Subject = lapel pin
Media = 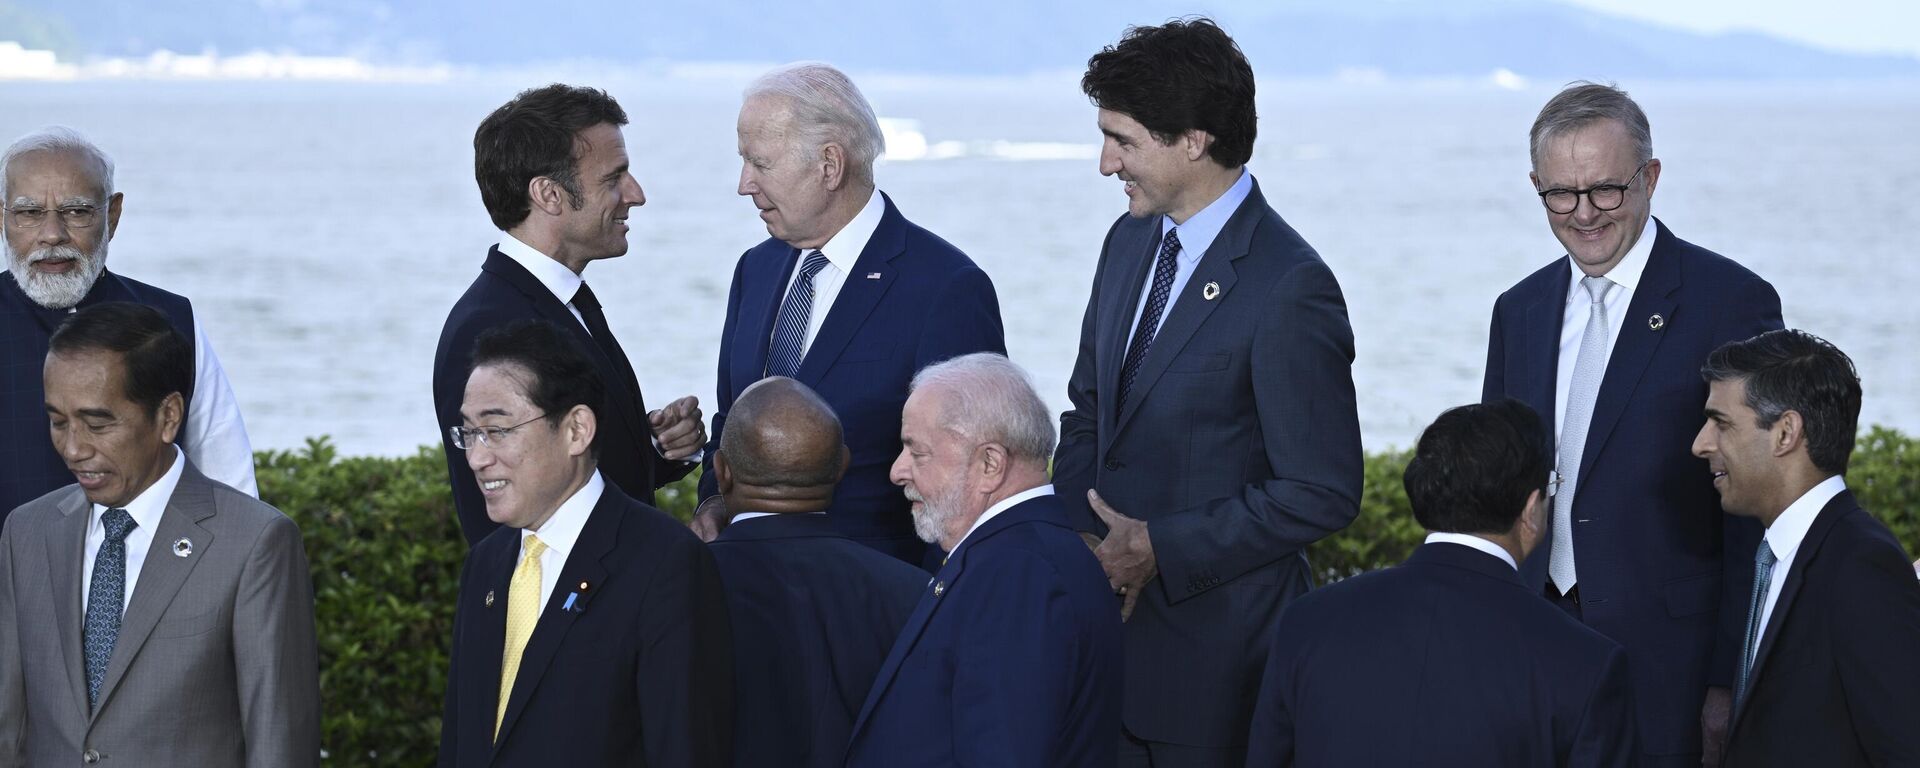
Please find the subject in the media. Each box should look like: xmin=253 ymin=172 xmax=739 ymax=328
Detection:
xmin=1202 ymin=281 xmax=1221 ymax=301
xmin=1648 ymin=314 xmax=1665 ymax=331
xmin=932 ymin=580 xmax=946 ymax=597
xmin=171 ymin=538 xmax=193 ymax=558
xmin=866 ymin=272 xmax=882 ymax=280
xmin=485 ymin=590 xmax=495 ymax=608
xmin=578 ymin=580 xmax=590 ymax=591
xmin=562 ymin=592 xmax=580 ymax=612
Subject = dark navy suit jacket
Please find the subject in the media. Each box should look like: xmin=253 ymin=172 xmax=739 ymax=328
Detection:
xmin=1054 ymin=180 xmax=1363 ymax=747
xmin=434 ymin=247 xmax=691 ymax=546
xmin=1724 ymin=491 xmax=1920 ymax=767
xmin=1482 ymin=219 xmax=1782 ymax=760
xmin=844 ymin=493 xmax=1121 ymax=767
xmin=437 ymin=482 xmax=732 ymax=767
xmin=1247 ymin=542 xmax=1635 ymax=767
xmin=700 ymin=194 xmax=1005 ymax=565
xmin=707 ymin=512 xmax=924 ymax=768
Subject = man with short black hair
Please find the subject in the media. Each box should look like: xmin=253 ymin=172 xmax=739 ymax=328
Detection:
xmin=1 ymin=302 xmax=318 ymax=768
xmin=438 ymin=319 xmax=731 ymax=767
xmin=1246 ymin=399 xmax=1634 ymax=767
xmin=1057 ymin=19 xmax=1362 ymax=765
xmin=1694 ymin=330 xmax=1920 ymax=766
xmin=435 ymin=84 xmax=705 ymax=547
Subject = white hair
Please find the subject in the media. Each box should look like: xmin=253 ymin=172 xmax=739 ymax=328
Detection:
xmin=1 ymin=125 xmax=116 ymax=200
xmin=909 ymin=353 xmax=1056 ymax=467
xmin=744 ymin=62 xmax=886 ymax=185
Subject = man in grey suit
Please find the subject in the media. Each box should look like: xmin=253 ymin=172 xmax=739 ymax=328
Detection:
xmin=1056 ymin=18 xmax=1364 ymax=767
xmin=0 ymin=302 xmax=319 ymax=768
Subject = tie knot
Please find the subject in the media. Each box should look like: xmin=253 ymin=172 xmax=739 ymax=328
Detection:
xmin=1757 ymin=541 xmax=1777 ymax=568
xmin=799 ymin=250 xmax=830 ymax=276
xmin=1162 ymin=227 xmax=1181 ymax=255
xmin=521 ymin=534 xmax=548 ymax=561
xmin=102 ymin=508 xmax=136 ymax=541
xmin=1580 ymin=275 xmax=1613 ymax=304
xmin=570 ymin=283 xmax=601 ymax=311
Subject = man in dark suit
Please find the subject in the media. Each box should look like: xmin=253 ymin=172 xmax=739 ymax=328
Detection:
xmin=435 ymin=84 xmax=705 ymax=547
xmin=1057 ymin=19 xmax=1362 ymax=765
xmin=1692 ymin=330 xmax=1920 ymax=766
xmin=1247 ymin=399 xmax=1634 ymax=767
xmin=691 ymin=62 xmax=1006 ymax=567
xmin=1 ymin=303 xmax=318 ymax=768
xmin=1481 ymin=82 xmax=1784 ymax=767
xmin=846 ymin=353 xmax=1120 ymax=767
xmin=438 ymin=321 xmax=731 ymax=767
xmin=705 ymin=376 xmax=923 ymax=768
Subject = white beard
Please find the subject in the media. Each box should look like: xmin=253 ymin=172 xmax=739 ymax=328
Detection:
xmin=6 ymin=239 xmax=107 ymax=309
xmin=907 ymin=483 xmax=967 ymax=547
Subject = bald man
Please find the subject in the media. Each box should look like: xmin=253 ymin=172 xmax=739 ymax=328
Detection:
xmin=705 ymin=377 xmax=926 ymax=768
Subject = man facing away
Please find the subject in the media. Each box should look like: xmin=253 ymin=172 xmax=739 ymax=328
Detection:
xmin=1246 ymin=399 xmax=1634 ymax=767
xmin=436 ymin=84 xmax=706 ymax=547
xmin=846 ymin=353 xmax=1120 ymax=767
xmin=1693 ymin=330 xmax=1920 ymax=766
xmin=2 ymin=126 xmax=255 ymax=520
xmin=693 ymin=62 xmax=1006 ymax=568
xmin=705 ymin=376 xmax=924 ymax=768
xmin=0 ymin=302 xmax=318 ymax=768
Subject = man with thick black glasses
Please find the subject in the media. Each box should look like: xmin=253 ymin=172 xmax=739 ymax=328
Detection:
xmin=1481 ymin=82 xmax=1784 ymax=768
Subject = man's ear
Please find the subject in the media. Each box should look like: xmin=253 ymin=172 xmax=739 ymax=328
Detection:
xmin=528 ymin=176 xmax=567 ymax=217
xmin=105 ymin=191 xmax=125 ymax=241
xmin=155 ymin=390 xmax=184 ymax=445
xmin=1773 ymin=410 xmax=1805 ymax=458
xmin=565 ymin=404 xmax=597 ymax=458
xmin=820 ymin=142 xmax=847 ymax=191
xmin=713 ymin=450 xmax=735 ymax=494
xmin=1183 ymin=129 xmax=1213 ymax=162
xmin=834 ymin=444 xmax=851 ymax=484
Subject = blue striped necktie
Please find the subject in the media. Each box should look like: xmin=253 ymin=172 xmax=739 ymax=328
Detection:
xmin=766 ymin=250 xmax=831 ymax=378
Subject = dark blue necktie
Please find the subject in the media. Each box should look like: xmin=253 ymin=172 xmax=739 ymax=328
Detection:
xmin=1735 ymin=541 xmax=1779 ymax=708
xmin=1118 ymin=227 xmax=1181 ymax=414
xmin=83 ymin=507 xmax=137 ymax=710
xmin=766 ymin=250 xmax=831 ymax=378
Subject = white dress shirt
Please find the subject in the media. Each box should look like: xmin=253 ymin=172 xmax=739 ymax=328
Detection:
xmin=519 ymin=471 xmax=605 ymax=614
xmin=950 ymin=484 xmax=1055 ymax=555
xmin=1423 ymin=531 xmax=1519 ymax=571
xmin=1127 ymin=168 xmax=1253 ymax=342
xmin=82 ymin=445 xmax=186 ymax=616
xmin=730 ymin=510 xmax=826 ymax=523
xmin=1552 ymin=214 xmax=1654 ymax=444
xmin=1754 ymin=475 xmax=1848 ymax=649
xmin=775 ymin=189 xmax=884 ymax=357
xmin=497 ymin=232 xmax=587 ymax=331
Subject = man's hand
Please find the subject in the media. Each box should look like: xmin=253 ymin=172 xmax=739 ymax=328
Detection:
xmin=650 ymin=396 xmax=705 ymax=461
xmin=1088 ymin=489 xmax=1157 ymax=621
xmin=689 ymin=495 xmax=727 ymax=543
xmin=1700 ymin=685 xmax=1732 ymax=767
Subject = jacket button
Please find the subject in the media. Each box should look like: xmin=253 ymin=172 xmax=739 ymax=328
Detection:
xmin=1104 ymin=459 xmax=1121 ymax=471
xmin=83 ymin=750 xmax=100 ymax=764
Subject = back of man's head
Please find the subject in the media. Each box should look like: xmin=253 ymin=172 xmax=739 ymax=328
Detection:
xmin=1701 ymin=329 xmax=1862 ymax=476
xmin=718 ymin=376 xmax=845 ymax=494
xmin=49 ymin=301 xmax=191 ymax=421
xmin=1404 ymin=399 xmax=1552 ymax=536
xmin=473 ymin=84 xmax=627 ymax=231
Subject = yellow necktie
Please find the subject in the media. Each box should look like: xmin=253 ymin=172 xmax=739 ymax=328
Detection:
xmin=496 ymin=534 xmax=548 ymax=740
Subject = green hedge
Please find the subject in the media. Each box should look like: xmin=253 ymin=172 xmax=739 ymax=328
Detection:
xmin=263 ymin=428 xmax=1917 ymax=766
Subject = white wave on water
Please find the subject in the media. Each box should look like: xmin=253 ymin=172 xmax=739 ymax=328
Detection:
xmin=0 ymin=42 xmax=452 ymax=82
xmin=880 ymin=117 xmax=1096 ymax=162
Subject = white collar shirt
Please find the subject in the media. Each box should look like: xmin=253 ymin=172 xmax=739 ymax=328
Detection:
xmin=520 ymin=471 xmax=605 ymax=613
xmin=729 ymin=510 xmax=827 ymax=524
xmin=1129 ymin=168 xmax=1253 ymax=341
xmin=778 ymin=190 xmax=884 ymax=357
xmin=1553 ymin=213 xmax=1655 ymax=444
xmin=949 ymin=484 xmax=1055 ymax=556
xmin=1755 ymin=475 xmax=1848 ymax=654
xmin=83 ymin=445 xmax=186 ymax=616
xmin=1423 ymin=531 xmax=1519 ymax=571
xmin=498 ymin=232 xmax=587 ymax=331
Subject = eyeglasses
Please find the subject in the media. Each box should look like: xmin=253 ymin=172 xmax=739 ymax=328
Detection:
xmin=449 ymin=413 xmax=550 ymax=450
xmin=1547 ymin=469 xmax=1564 ymax=498
xmin=4 ymin=204 xmax=103 ymax=230
xmin=1537 ymin=162 xmax=1649 ymax=215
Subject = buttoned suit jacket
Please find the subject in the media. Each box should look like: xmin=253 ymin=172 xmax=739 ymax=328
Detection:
xmin=1723 ymin=491 xmax=1920 ymax=766
xmin=1053 ymin=179 xmax=1363 ymax=747
xmin=700 ymin=194 xmax=1006 ymax=565
xmin=0 ymin=461 xmax=320 ymax=768
xmin=434 ymin=247 xmax=691 ymax=547
xmin=1482 ymin=219 xmax=1783 ymax=759
xmin=437 ymin=483 xmax=732 ymax=767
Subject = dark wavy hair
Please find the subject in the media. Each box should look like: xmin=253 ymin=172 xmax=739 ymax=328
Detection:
xmin=470 ymin=320 xmax=607 ymax=457
xmin=1702 ymin=330 xmax=1862 ymax=476
xmin=1081 ymin=17 xmax=1257 ymax=168
xmin=473 ymin=84 xmax=627 ymax=231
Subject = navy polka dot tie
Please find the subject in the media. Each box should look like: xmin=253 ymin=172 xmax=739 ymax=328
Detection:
xmin=83 ymin=507 xmax=137 ymax=710
xmin=1118 ymin=227 xmax=1181 ymax=414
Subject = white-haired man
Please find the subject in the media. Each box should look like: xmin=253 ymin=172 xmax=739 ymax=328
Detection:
xmin=2 ymin=126 xmax=254 ymax=519
xmin=693 ymin=62 xmax=1007 ymax=570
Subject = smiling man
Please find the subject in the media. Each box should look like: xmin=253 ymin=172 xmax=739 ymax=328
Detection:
xmin=1055 ymin=19 xmax=1362 ymax=767
xmin=434 ymin=84 xmax=706 ymax=547
xmin=1482 ymin=82 xmax=1784 ymax=767
xmin=1 ymin=126 xmax=256 ymax=520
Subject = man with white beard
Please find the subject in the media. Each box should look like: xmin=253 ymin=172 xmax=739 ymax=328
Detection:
xmin=1 ymin=126 xmax=255 ymax=519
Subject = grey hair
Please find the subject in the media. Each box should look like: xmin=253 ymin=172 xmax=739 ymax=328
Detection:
xmin=2 ymin=126 xmax=116 ymax=200
xmin=744 ymin=62 xmax=886 ymax=185
xmin=909 ymin=353 xmax=1056 ymax=467
xmin=1529 ymin=82 xmax=1653 ymax=169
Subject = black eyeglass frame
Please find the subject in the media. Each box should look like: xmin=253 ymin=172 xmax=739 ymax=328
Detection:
xmin=1537 ymin=161 xmax=1650 ymax=215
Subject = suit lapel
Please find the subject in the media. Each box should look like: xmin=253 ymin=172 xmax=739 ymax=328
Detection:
xmin=492 ymin=495 xmax=620 ymax=749
xmin=1731 ymin=492 xmax=1856 ymax=730
xmin=1522 ymin=262 xmax=1570 ymax=427
xmin=795 ymin=194 xmax=905 ymax=385
xmin=1576 ymin=221 xmax=1679 ymax=483
xmin=44 ymin=489 xmax=92 ymax=720
xmin=465 ymin=532 xmax=516 ymax=758
xmin=745 ymin=248 xmax=802 ymax=381
xmin=92 ymin=466 xmax=218 ymax=720
xmin=1097 ymin=222 xmax=1160 ymax=451
xmin=848 ymin=548 xmax=968 ymax=744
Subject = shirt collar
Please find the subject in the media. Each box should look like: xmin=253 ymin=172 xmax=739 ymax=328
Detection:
xmin=1565 ymin=212 xmax=1654 ymax=303
xmin=498 ymin=232 xmax=585 ymax=307
xmin=92 ymin=445 xmax=185 ymax=534
xmin=1423 ymin=531 xmax=1518 ymax=571
xmin=951 ymin=484 xmax=1054 ymax=554
xmin=1763 ymin=474 xmax=1848 ymax=564
xmin=812 ymin=189 xmax=885 ymax=273
xmin=1160 ymin=168 xmax=1253 ymax=265
xmin=730 ymin=510 xmax=826 ymax=523
xmin=521 ymin=470 xmax=605 ymax=561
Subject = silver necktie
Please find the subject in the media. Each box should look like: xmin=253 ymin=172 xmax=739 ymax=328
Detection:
xmin=1551 ymin=275 xmax=1614 ymax=594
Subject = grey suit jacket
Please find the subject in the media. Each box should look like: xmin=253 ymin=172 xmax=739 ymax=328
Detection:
xmin=0 ymin=460 xmax=319 ymax=768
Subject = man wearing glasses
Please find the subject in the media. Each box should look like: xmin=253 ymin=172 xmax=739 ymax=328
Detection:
xmin=1 ymin=126 xmax=255 ymax=520
xmin=1481 ymin=82 xmax=1784 ymax=768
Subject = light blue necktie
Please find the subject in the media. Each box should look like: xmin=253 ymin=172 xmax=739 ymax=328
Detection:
xmin=83 ymin=507 xmax=137 ymax=710
xmin=766 ymin=250 xmax=831 ymax=379
xmin=1550 ymin=275 xmax=1614 ymax=594
xmin=1736 ymin=541 xmax=1779 ymax=707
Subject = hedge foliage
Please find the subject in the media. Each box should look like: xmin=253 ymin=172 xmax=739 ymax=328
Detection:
xmin=263 ymin=428 xmax=1917 ymax=766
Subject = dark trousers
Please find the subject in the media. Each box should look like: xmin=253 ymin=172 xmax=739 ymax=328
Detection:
xmin=1118 ymin=726 xmax=1246 ymax=768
